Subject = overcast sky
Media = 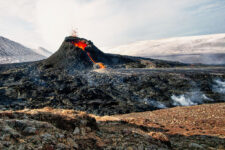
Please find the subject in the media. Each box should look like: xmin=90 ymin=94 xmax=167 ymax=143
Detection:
xmin=0 ymin=0 xmax=225 ymax=52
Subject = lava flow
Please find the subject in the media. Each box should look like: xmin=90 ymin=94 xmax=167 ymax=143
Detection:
xmin=72 ymin=41 xmax=106 ymax=69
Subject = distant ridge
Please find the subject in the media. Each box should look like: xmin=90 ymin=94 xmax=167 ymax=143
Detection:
xmin=33 ymin=47 xmax=52 ymax=58
xmin=105 ymin=33 xmax=225 ymax=64
xmin=0 ymin=36 xmax=46 ymax=64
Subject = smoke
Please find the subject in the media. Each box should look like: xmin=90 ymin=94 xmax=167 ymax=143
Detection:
xmin=35 ymin=0 xmax=135 ymax=50
xmin=171 ymin=90 xmax=211 ymax=106
xmin=143 ymin=98 xmax=167 ymax=109
xmin=171 ymin=95 xmax=197 ymax=106
xmin=213 ymin=79 xmax=225 ymax=94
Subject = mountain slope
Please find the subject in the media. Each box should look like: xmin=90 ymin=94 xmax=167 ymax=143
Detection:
xmin=33 ymin=47 xmax=52 ymax=57
xmin=105 ymin=33 xmax=225 ymax=64
xmin=0 ymin=36 xmax=46 ymax=64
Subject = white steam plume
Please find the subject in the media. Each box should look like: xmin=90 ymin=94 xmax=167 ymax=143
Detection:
xmin=171 ymin=90 xmax=212 ymax=106
xmin=213 ymin=79 xmax=225 ymax=94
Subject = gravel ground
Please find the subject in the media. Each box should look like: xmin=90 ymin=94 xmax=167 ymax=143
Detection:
xmin=96 ymin=103 xmax=225 ymax=150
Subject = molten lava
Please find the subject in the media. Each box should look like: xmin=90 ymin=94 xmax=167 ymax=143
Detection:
xmin=73 ymin=41 xmax=87 ymax=51
xmin=96 ymin=63 xmax=105 ymax=69
xmin=72 ymin=41 xmax=106 ymax=69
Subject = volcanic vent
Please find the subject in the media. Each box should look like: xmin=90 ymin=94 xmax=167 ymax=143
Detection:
xmin=42 ymin=36 xmax=110 ymax=70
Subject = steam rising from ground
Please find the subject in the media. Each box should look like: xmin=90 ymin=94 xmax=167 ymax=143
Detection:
xmin=143 ymin=98 xmax=167 ymax=109
xmin=213 ymin=79 xmax=225 ymax=94
xmin=172 ymin=94 xmax=197 ymax=106
xmin=171 ymin=90 xmax=211 ymax=106
xmin=171 ymin=79 xmax=225 ymax=106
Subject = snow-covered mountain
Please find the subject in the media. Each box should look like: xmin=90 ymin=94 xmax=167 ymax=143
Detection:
xmin=33 ymin=47 xmax=52 ymax=57
xmin=0 ymin=36 xmax=46 ymax=64
xmin=104 ymin=33 xmax=225 ymax=64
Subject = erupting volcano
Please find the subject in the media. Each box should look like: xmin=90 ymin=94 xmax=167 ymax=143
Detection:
xmin=42 ymin=34 xmax=186 ymax=71
xmin=42 ymin=35 xmax=112 ymax=70
xmin=72 ymin=40 xmax=105 ymax=69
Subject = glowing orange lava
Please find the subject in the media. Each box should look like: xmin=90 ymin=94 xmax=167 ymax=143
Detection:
xmin=73 ymin=41 xmax=87 ymax=51
xmin=72 ymin=41 xmax=106 ymax=69
xmin=96 ymin=63 xmax=105 ymax=69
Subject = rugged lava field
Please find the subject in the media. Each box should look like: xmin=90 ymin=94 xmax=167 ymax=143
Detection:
xmin=0 ymin=64 xmax=225 ymax=115
xmin=0 ymin=37 xmax=225 ymax=115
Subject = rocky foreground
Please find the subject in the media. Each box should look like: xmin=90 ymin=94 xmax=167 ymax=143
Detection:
xmin=0 ymin=103 xmax=224 ymax=150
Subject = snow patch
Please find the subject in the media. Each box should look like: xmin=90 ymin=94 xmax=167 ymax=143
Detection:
xmin=104 ymin=33 xmax=225 ymax=64
xmin=0 ymin=36 xmax=45 ymax=64
xmin=105 ymin=33 xmax=225 ymax=56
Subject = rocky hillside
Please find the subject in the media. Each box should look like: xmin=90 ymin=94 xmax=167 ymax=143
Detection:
xmin=105 ymin=33 xmax=225 ymax=64
xmin=0 ymin=36 xmax=46 ymax=64
xmin=0 ymin=103 xmax=224 ymax=149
